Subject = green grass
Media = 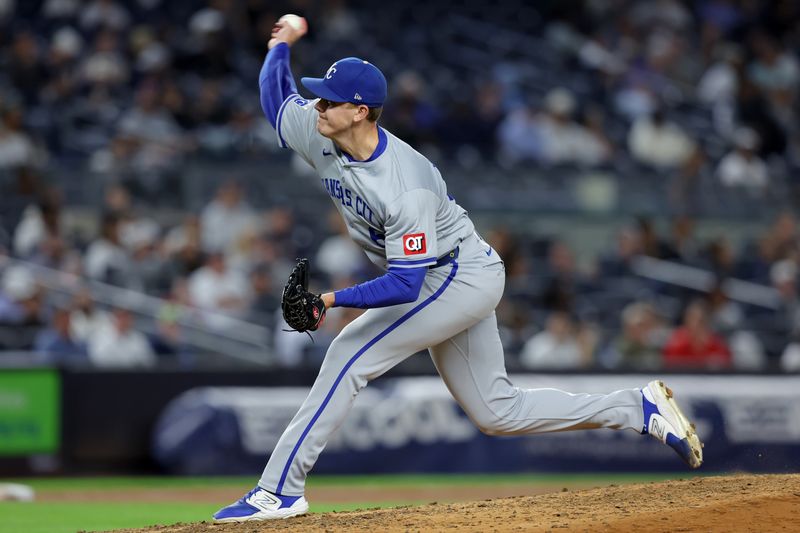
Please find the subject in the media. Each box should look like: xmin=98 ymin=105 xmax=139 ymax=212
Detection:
xmin=0 ymin=502 xmax=217 ymax=533
xmin=0 ymin=501 xmax=413 ymax=533
xmin=11 ymin=472 xmax=686 ymax=491
xmin=0 ymin=473 xmax=697 ymax=533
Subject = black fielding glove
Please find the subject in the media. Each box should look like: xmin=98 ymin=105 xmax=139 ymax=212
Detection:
xmin=281 ymin=258 xmax=326 ymax=332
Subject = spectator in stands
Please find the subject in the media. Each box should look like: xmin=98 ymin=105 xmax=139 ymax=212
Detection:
xmin=248 ymin=263 xmax=279 ymax=325
xmin=734 ymin=76 xmax=786 ymax=157
xmin=747 ymin=33 xmax=799 ymax=122
xmin=0 ymin=106 xmax=38 ymax=170
xmin=636 ymin=216 xmax=676 ymax=260
xmin=540 ymin=240 xmax=580 ymax=312
xmin=187 ymin=251 xmax=250 ymax=318
xmin=727 ymin=330 xmax=766 ymax=371
xmin=184 ymin=6 xmax=234 ymax=78
xmin=102 ymin=183 xmax=132 ymax=218
xmin=767 ymin=211 xmax=797 ymax=259
xmin=780 ymin=342 xmax=800 ymax=372
xmin=116 ymin=215 xmax=162 ymax=262
xmin=663 ymin=215 xmax=699 ymax=264
xmin=80 ymin=28 xmax=130 ymax=90
xmin=662 ymin=300 xmax=731 ymax=369
xmin=736 ymin=213 xmax=796 ymax=284
xmin=767 ymin=258 xmax=800 ymax=337
xmin=597 ymin=227 xmax=642 ymax=278
xmin=706 ymin=284 xmax=743 ymax=333
xmin=613 ymin=73 xmax=659 ymax=121
xmin=84 ymin=213 xmax=130 ymax=285
xmin=496 ymin=302 xmax=537 ymax=366
xmin=315 ymin=210 xmax=369 ymax=282
xmin=520 ymin=311 xmax=590 ymax=369
xmin=382 ymin=71 xmax=440 ymax=154
xmin=273 ymin=309 xmax=314 ymax=367
xmin=603 ymin=302 xmax=667 ymax=370
xmin=69 ymin=289 xmax=112 ymax=343
xmin=34 ymin=307 xmax=88 ymax=365
xmin=87 ymin=308 xmax=156 ymax=367
xmin=716 ymin=127 xmax=769 ymax=191
xmin=7 ymin=30 xmax=47 ymax=107
xmin=13 ymin=188 xmax=63 ymax=259
xmin=79 ymin=0 xmax=130 ymax=31
xmin=200 ymin=180 xmax=257 ymax=254
xmin=54 ymin=62 xmax=120 ymax=156
xmin=703 ymin=237 xmax=737 ymax=280
xmin=439 ymin=82 xmax=504 ymax=162
xmin=319 ymin=0 xmax=360 ymax=42
xmin=697 ymin=0 xmax=742 ymax=35
xmin=628 ymin=107 xmax=698 ymax=171
xmin=485 ymin=227 xmax=528 ymax=292
xmin=226 ymin=225 xmax=264 ymax=273
xmin=537 ymin=88 xmax=611 ymax=166
xmin=115 ymin=79 xmax=185 ymax=195
xmin=0 ymin=167 xmax=39 ymax=243
xmin=698 ymin=44 xmax=742 ymax=107
xmin=190 ymin=80 xmax=232 ymax=135
xmin=0 ymin=266 xmax=44 ymax=350
xmin=126 ymin=227 xmax=171 ymax=295
xmin=164 ymin=215 xmax=205 ymax=277
xmin=496 ymin=104 xmax=545 ymax=165
xmin=262 ymin=206 xmax=306 ymax=268
xmin=0 ymin=266 xmax=43 ymax=326
xmin=149 ymin=303 xmax=194 ymax=367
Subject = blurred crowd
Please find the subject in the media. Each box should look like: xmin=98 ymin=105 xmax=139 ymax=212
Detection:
xmin=492 ymin=212 xmax=800 ymax=373
xmin=3 ymin=175 xmax=800 ymax=373
xmin=0 ymin=0 xmax=799 ymax=372
xmin=0 ymin=1 xmax=798 ymax=190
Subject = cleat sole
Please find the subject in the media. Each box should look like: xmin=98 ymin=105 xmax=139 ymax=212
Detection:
xmin=652 ymin=381 xmax=704 ymax=469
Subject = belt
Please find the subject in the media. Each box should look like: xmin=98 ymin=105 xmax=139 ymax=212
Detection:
xmin=432 ymin=246 xmax=459 ymax=268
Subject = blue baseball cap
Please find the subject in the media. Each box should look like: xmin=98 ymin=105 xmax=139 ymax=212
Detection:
xmin=301 ymin=57 xmax=387 ymax=108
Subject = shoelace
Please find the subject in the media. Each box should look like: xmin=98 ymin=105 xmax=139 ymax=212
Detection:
xmin=238 ymin=487 xmax=261 ymax=503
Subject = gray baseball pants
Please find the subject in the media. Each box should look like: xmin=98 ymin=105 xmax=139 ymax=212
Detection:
xmin=260 ymin=233 xmax=644 ymax=496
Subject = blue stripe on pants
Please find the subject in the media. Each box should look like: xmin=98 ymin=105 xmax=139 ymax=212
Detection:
xmin=276 ymin=261 xmax=459 ymax=494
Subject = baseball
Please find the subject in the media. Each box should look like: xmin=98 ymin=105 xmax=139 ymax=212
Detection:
xmin=279 ymin=14 xmax=305 ymax=31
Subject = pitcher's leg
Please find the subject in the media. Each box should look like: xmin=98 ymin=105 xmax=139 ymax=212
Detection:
xmin=259 ymin=309 xmax=407 ymax=496
xmin=260 ymin=262 xmax=470 ymax=496
xmin=429 ymin=312 xmax=644 ymax=435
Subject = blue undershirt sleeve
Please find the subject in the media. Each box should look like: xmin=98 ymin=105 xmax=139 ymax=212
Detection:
xmin=333 ymin=266 xmax=427 ymax=309
xmin=259 ymin=43 xmax=298 ymax=128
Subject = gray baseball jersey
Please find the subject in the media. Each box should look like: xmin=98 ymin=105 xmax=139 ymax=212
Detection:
xmin=276 ymin=94 xmax=474 ymax=269
xmin=259 ymin=93 xmax=646 ymax=496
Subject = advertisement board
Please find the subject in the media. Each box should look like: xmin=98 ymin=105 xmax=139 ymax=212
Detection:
xmin=0 ymin=370 xmax=60 ymax=455
xmin=152 ymin=375 xmax=800 ymax=474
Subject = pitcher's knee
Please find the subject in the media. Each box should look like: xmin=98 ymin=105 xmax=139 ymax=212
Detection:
xmin=469 ymin=391 xmax=524 ymax=436
xmin=471 ymin=412 xmax=514 ymax=436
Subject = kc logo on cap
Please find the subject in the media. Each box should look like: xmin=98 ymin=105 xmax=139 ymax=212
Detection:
xmin=301 ymin=57 xmax=388 ymax=107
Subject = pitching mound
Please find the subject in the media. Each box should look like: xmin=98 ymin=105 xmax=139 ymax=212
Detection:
xmin=114 ymin=474 xmax=800 ymax=533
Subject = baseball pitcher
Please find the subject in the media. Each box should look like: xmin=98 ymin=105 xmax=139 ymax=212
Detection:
xmin=213 ymin=15 xmax=703 ymax=522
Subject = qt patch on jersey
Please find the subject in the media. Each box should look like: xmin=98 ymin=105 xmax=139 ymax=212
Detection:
xmin=402 ymin=233 xmax=427 ymax=255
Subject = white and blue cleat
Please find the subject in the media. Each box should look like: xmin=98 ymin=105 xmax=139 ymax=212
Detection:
xmin=642 ymin=380 xmax=703 ymax=469
xmin=213 ymin=486 xmax=309 ymax=522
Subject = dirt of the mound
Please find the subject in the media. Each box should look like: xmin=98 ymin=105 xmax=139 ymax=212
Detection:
xmin=41 ymin=483 xmax=574 ymax=504
xmin=110 ymin=474 xmax=800 ymax=533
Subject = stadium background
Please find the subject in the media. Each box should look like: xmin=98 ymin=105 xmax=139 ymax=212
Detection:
xmin=0 ymin=0 xmax=799 ymax=531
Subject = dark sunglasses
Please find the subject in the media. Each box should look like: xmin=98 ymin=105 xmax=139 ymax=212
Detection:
xmin=317 ymin=98 xmax=347 ymax=110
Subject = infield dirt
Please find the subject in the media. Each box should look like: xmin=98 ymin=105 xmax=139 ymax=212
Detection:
xmin=107 ymin=473 xmax=799 ymax=533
